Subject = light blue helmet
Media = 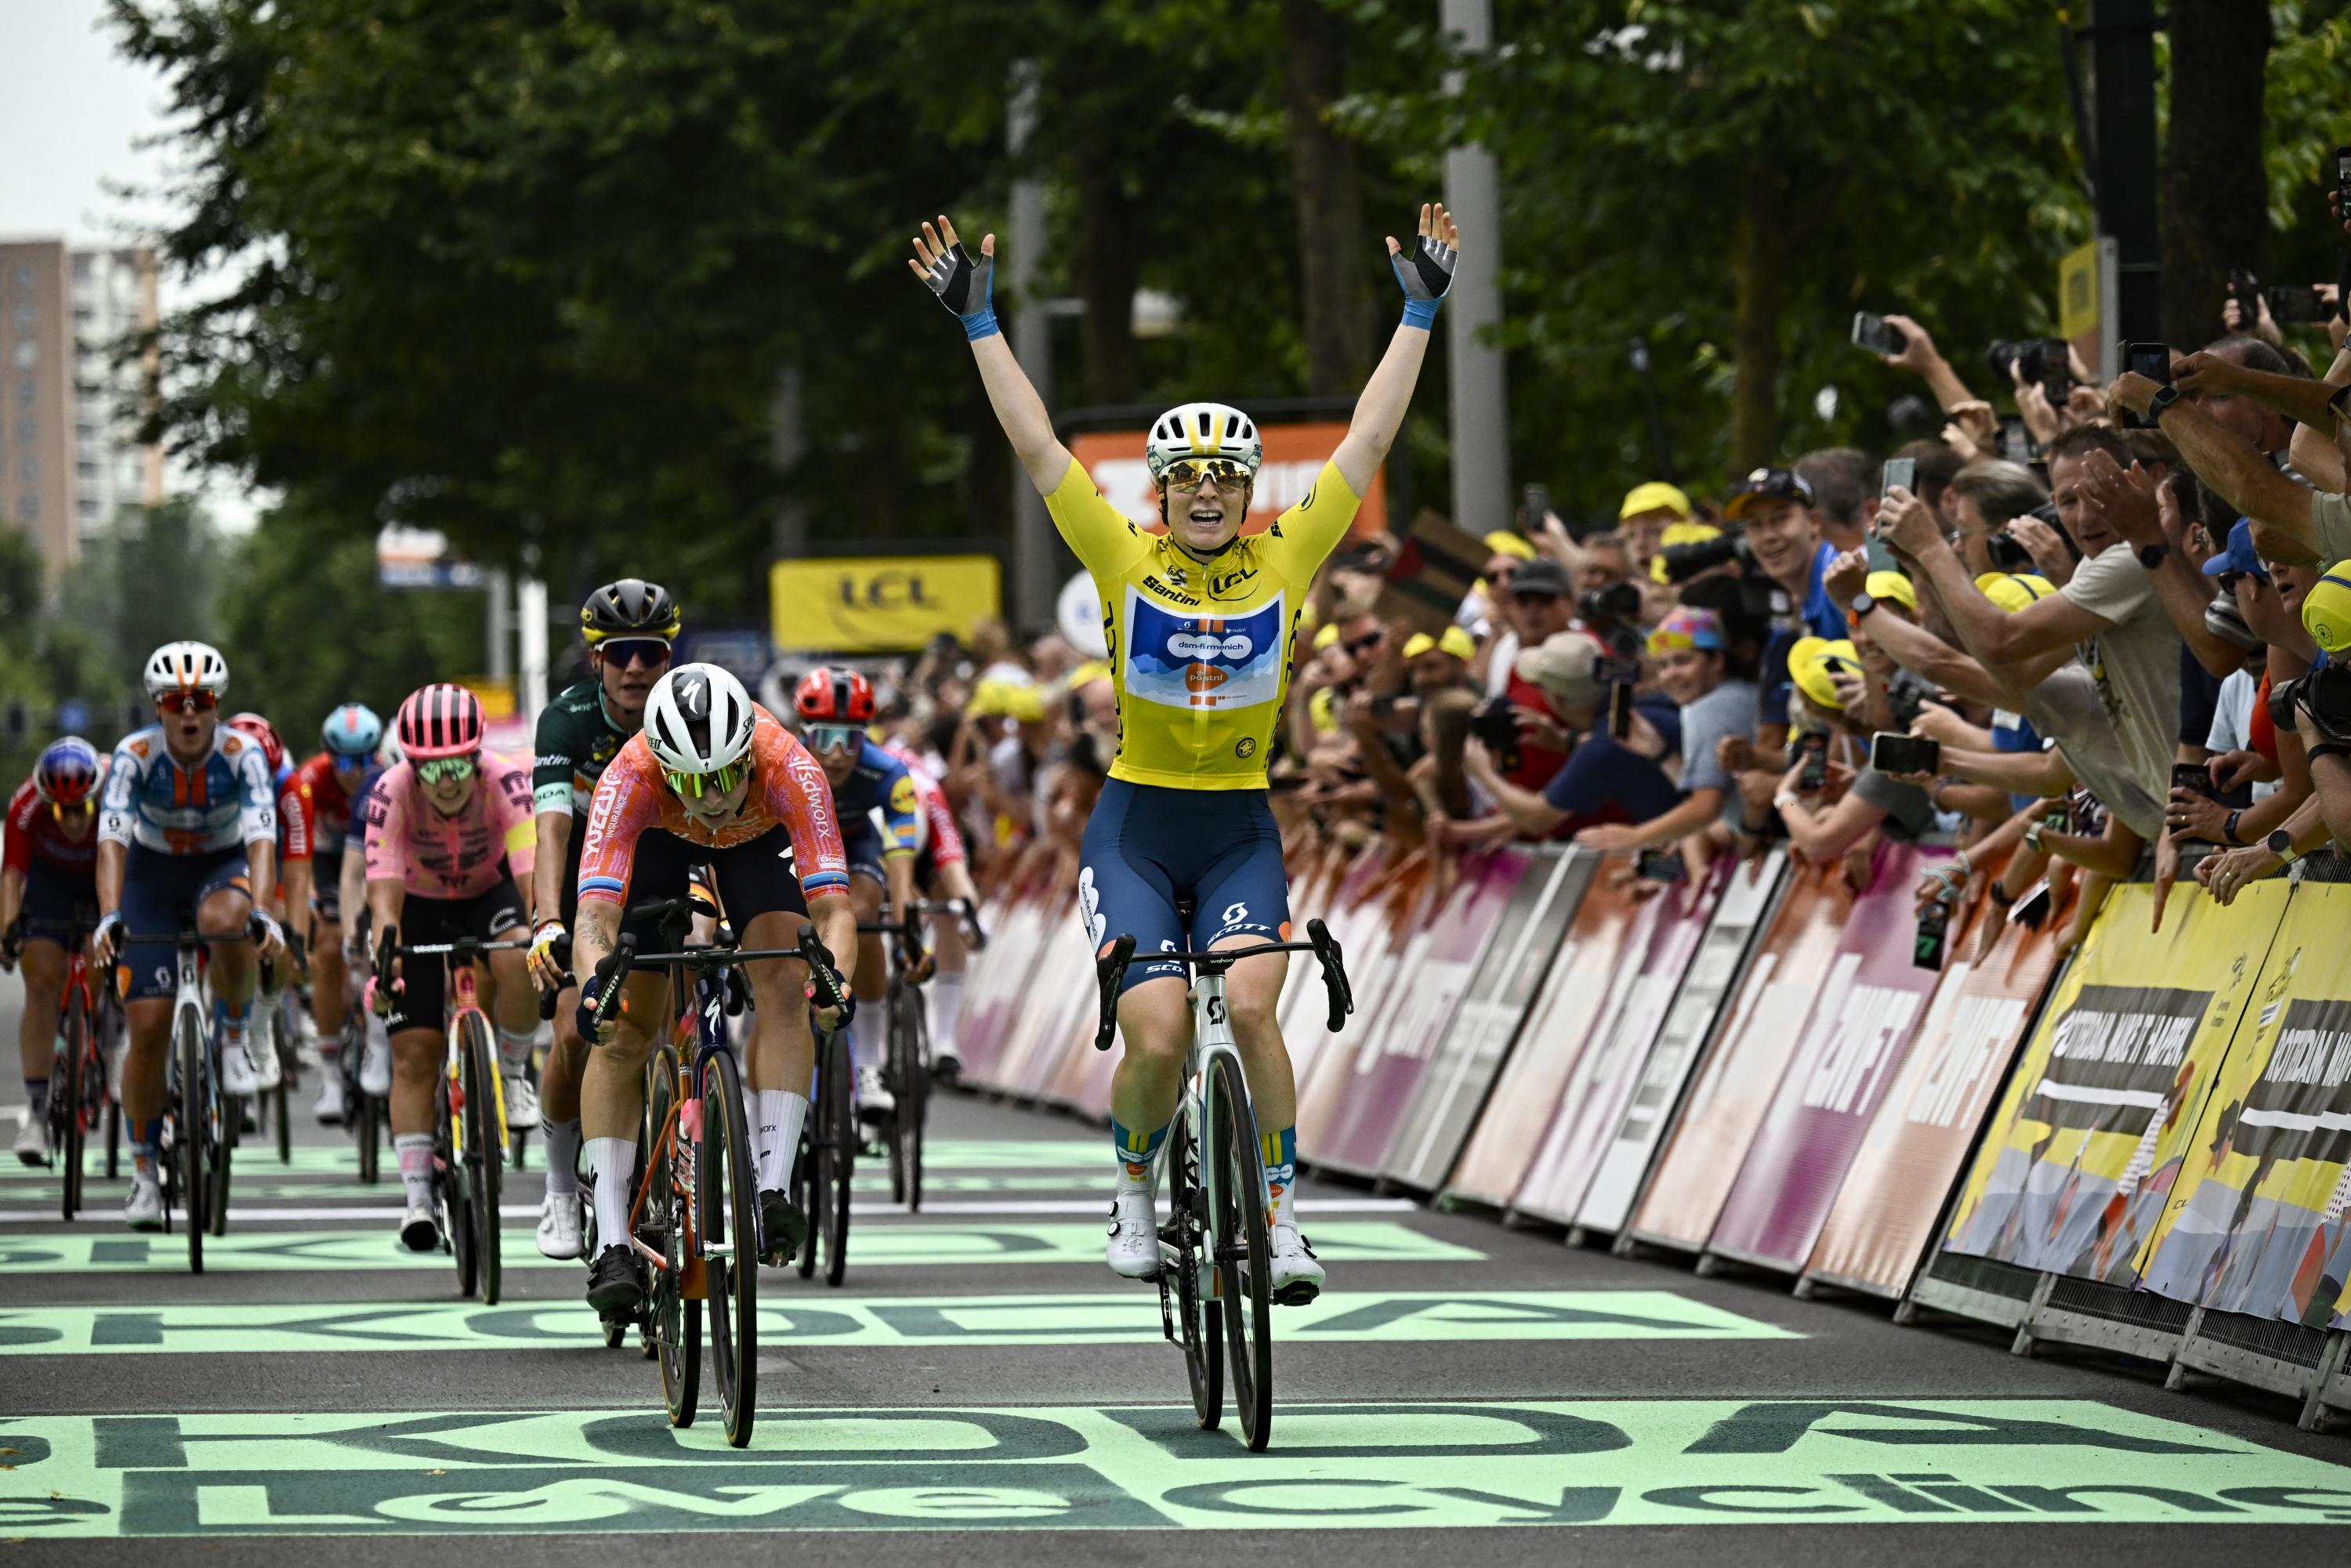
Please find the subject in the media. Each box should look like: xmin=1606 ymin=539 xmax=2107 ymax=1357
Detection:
xmin=321 ymin=702 xmax=384 ymax=759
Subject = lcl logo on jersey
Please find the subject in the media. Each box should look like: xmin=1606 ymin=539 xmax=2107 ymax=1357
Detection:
xmin=1124 ymin=588 xmax=1284 ymax=712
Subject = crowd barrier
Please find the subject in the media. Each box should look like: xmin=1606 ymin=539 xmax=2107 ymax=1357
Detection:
xmin=951 ymin=836 xmax=2351 ymax=1434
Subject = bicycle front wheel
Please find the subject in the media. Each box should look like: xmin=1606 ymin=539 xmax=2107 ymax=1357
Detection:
xmin=889 ymin=981 xmax=929 ymax=1212
xmin=820 ymin=1027 xmax=854 ymax=1288
xmin=173 ymin=999 xmax=209 ymax=1273
xmin=647 ymin=1052 xmax=700 ymax=1428
xmin=701 ymin=1047 xmax=759 ymax=1447
xmin=1165 ymin=1106 xmax=1223 ymax=1429
xmin=1207 ymin=1056 xmax=1273 ymax=1451
xmin=457 ymin=1012 xmax=503 ymax=1305
xmin=56 ymin=990 xmax=86 ymax=1221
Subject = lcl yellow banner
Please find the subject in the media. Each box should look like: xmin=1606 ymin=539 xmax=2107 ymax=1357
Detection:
xmin=770 ymin=555 xmax=1002 ymax=653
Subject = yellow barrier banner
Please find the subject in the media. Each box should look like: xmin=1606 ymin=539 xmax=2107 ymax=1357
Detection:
xmin=770 ymin=556 xmax=1002 ymax=653
xmin=2138 ymin=881 xmax=2351 ymax=1327
xmin=1940 ymin=880 xmax=2290 ymax=1287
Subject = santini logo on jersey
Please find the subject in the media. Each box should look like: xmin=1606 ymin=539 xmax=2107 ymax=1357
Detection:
xmin=1124 ymin=587 xmax=1285 ymax=712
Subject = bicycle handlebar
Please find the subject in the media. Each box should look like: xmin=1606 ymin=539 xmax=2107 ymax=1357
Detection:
xmin=1091 ymin=918 xmax=1353 ymax=1053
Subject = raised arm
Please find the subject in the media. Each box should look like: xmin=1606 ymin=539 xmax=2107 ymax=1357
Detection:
xmin=1331 ymin=204 xmax=1458 ymax=497
xmin=910 ymin=217 xmax=1072 ymax=494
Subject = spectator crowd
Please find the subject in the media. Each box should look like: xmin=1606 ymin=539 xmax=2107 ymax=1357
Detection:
xmin=794 ymin=190 xmax=2351 ymax=965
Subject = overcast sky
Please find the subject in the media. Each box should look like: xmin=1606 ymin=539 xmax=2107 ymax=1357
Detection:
xmin=1 ymin=0 xmax=260 ymax=526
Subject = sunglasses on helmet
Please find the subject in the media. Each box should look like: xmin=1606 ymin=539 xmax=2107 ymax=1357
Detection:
xmin=805 ymin=723 xmax=860 ymax=754
xmin=665 ymin=758 xmax=750 ymax=799
xmin=598 ymin=637 xmax=672 ymax=669
xmin=1161 ymin=458 xmax=1253 ymax=491
xmin=156 ymin=690 xmax=219 ymax=715
xmin=415 ymin=754 xmax=478 ymax=785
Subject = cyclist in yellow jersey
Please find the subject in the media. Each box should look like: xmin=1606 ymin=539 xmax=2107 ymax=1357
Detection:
xmin=913 ymin=202 xmax=1458 ymax=1301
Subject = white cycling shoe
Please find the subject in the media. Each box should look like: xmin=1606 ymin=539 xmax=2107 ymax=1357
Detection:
xmin=249 ymin=1028 xmax=284 ymax=1091
xmin=398 ymin=1204 xmax=440 ymax=1252
xmin=14 ymin=1112 xmax=47 ymax=1167
xmin=1270 ymin=1223 xmax=1324 ymax=1305
xmin=313 ymin=1074 xmax=346 ymax=1125
xmin=125 ymin=1175 xmax=164 ymax=1231
xmin=1105 ymin=1189 xmax=1161 ymax=1280
xmin=219 ymin=1037 xmax=263 ymax=1096
xmin=856 ymin=1065 xmax=893 ymax=1125
xmin=504 ymin=1073 xmax=539 ymax=1132
xmin=360 ymin=1027 xmax=393 ymax=1097
xmin=536 ymin=1191 xmax=585 ymax=1260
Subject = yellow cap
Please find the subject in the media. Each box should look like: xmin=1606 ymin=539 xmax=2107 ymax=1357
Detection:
xmin=967 ymin=675 xmax=1045 ymax=722
xmin=1404 ymin=625 xmax=1477 ymax=661
xmin=1973 ymin=571 xmax=2056 ymax=614
xmin=1482 ymin=530 xmax=1538 ymax=561
xmin=1788 ymin=636 xmax=1862 ymax=712
xmin=1621 ymin=481 xmax=1694 ymax=522
xmin=1308 ymin=686 xmax=1338 ymax=733
xmin=1648 ymin=520 xmax=1723 ymax=584
xmin=1313 ymin=621 xmax=1342 ymax=651
xmin=1864 ymin=570 xmax=1917 ymax=614
xmin=2303 ymin=563 xmax=2351 ymax=654
xmin=1068 ymin=661 xmax=1113 ymax=688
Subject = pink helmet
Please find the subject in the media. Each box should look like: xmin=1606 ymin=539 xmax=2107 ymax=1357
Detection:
xmin=394 ymin=683 xmax=484 ymax=761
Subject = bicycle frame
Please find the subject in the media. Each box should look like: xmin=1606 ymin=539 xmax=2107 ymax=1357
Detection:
xmin=440 ymin=955 xmax=507 ymax=1148
xmin=625 ymin=957 xmax=736 ymax=1293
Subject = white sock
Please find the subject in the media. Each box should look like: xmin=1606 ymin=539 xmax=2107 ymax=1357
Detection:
xmin=930 ymin=970 xmax=965 ymax=1056
xmin=541 ymin=1116 xmax=581 ymax=1197
xmin=587 ymin=1136 xmax=636 ymax=1250
xmin=394 ymin=1133 xmax=435 ymax=1210
xmin=755 ymin=1090 xmax=809 ymax=1191
xmin=497 ymin=1022 xmax=545 ymax=1071
xmin=846 ymin=1018 xmax=879 ymax=1072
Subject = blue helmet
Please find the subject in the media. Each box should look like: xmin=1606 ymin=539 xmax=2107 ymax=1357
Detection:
xmin=321 ymin=703 xmax=384 ymax=759
xmin=34 ymin=737 xmax=102 ymax=806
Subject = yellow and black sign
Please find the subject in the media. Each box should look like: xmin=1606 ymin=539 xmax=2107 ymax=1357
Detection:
xmin=770 ymin=555 xmax=1003 ymax=654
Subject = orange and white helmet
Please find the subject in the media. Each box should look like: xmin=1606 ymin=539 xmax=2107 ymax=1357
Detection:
xmin=143 ymin=640 xmax=229 ymax=700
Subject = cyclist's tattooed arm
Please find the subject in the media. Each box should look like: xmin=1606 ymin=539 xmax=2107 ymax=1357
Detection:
xmin=572 ymin=898 xmax=621 ymax=994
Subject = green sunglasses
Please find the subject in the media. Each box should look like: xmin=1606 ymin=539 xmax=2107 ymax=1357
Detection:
xmin=416 ymin=755 xmax=477 ymax=784
xmin=665 ymin=758 xmax=750 ymax=799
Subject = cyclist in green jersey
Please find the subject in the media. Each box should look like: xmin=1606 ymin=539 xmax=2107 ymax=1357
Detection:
xmin=912 ymin=202 xmax=1457 ymax=1302
xmin=523 ymin=579 xmax=680 ymax=1259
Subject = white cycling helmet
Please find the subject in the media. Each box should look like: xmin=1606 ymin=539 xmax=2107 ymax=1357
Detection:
xmin=143 ymin=640 xmax=230 ymax=700
xmin=644 ymin=663 xmax=756 ymax=778
xmin=1145 ymin=401 xmax=1261 ymax=483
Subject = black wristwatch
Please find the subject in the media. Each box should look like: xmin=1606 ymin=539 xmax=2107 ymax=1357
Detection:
xmin=2266 ymin=827 xmax=2302 ymax=865
xmin=2135 ymin=541 xmax=2168 ymax=570
xmin=2223 ymin=808 xmax=2244 ymax=844
xmin=1848 ymin=592 xmax=1878 ymax=621
xmin=2328 ymin=382 xmax=2350 ymax=422
xmin=2147 ymin=383 xmax=2183 ymax=420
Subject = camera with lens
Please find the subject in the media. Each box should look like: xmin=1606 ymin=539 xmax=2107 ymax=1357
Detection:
xmin=2269 ymin=660 xmax=2351 ymax=746
xmin=1470 ymin=696 xmax=1524 ymax=772
xmin=1987 ymin=502 xmax=2077 ymax=574
xmin=1578 ymin=579 xmax=1646 ymax=661
xmin=1661 ymin=531 xmax=1782 ymax=628
xmin=1986 ymin=337 xmax=2072 ymax=404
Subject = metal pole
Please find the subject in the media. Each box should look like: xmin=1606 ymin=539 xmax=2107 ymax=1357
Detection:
xmin=770 ymin=365 xmax=808 ymax=559
xmin=1440 ymin=0 xmax=1508 ymax=538
xmin=485 ymin=567 xmax=512 ymax=686
xmin=1007 ymin=60 xmax=1056 ymax=636
xmin=1627 ymin=338 xmax=1675 ymax=483
xmin=517 ymin=570 xmax=549 ymax=719
xmin=2085 ymin=0 xmax=2160 ymax=342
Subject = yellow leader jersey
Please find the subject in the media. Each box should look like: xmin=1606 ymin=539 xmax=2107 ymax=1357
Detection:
xmin=1044 ymin=455 xmax=1362 ymax=791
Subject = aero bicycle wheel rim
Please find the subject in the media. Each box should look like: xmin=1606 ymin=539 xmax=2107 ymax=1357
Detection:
xmin=176 ymin=1003 xmax=207 ymax=1272
xmin=903 ymin=988 xmax=929 ymax=1212
xmin=58 ymin=992 xmax=85 ymax=1220
xmin=444 ymin=1068 xmax=476 ymax=1299
xmin=702 ymin=1049 xmax=759 ymax=1446
xmin=824 ymin=1030 xmax=853 ymax=1288
xmin=649 ymin=1056 xmax=700 ymax=1428
xmin=461 ymin=1016 xmax=503 ymax=1306
xmin=885 ymin=987 xmax=908 ymax=1207
xmin=1166 ymin=1113 xmax=1223 ymax=1428
xmin=1211 ymin=1061 xmax=1273 ymax=1451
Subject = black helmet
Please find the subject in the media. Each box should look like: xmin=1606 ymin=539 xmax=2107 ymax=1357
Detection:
xmin=581 ymin=578 xmax=681 ymax=645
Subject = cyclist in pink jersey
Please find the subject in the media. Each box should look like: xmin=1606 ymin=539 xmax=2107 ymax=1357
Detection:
xmin=880 ymin=741 xmax=981 ymax=1081
xmin=363 ymin=684 xmax=543 ymax=1250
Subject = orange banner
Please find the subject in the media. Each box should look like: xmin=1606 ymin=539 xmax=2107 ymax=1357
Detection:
xmin=1070 ymin=421 xmax=1386 ymax=538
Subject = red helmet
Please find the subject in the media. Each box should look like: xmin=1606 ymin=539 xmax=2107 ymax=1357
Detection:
xmin=395 ymin=683 xmax=485 ymax=761
xmin=226 ymin=712 xmax=286 ymax=773
xmin=794 ymin=666 xmax=875 ymax=725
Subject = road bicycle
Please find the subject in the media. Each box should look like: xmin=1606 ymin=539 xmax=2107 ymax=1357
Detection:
xmin=1092 ymin=915 xmax=1353 ymax=1452
xmin=26 ymin=917 xmax=121 ymax=1220
xmin=378 ymin=930 xmax=524 ymax=1304
xmin=578 ymin=897 xmax=848 ymax=1448
xmin=125 ymin=922 xmax=259 ymax=1272
xmin=857 ymin=911 xmax=929 ymax=1211
xmin=789 ymin=996 xmax=857 ymax=1288
xmin=249 ymin=956 xmax=304 ymax=1167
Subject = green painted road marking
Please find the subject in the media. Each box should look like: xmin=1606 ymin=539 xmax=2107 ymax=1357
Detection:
xmin=0 ymin=1220 xmax=1476 ymax=1273
xmin=0 ymin=1171 xmax=1114 ymax=1206
xmin=0 ymin=1290 xmax=1786 ymax=1355
xmin=4 ymin=1400 xmax=2346 ymax=1535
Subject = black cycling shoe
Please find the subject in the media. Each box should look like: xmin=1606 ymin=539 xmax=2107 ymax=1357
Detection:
xmin=759 ymin=1188 xmax=806 ymax=1266
xmin=585 ymin=1243 xmax=647 ymax=1321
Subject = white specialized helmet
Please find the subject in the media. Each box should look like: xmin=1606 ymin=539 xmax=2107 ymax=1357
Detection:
xmin=1145 ymin=401 xmax=1262 ymax=483
xmin=643 ymin=663 xmax=756 ymax=777
xmin=143 ymin=640 xmax=230 ymax=700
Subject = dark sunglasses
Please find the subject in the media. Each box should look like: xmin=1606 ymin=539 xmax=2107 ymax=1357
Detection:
xmin=600 ymin=638 xmax=672 ymax=669
xmin=1342 ymin=631 xmax=1386 ymax=657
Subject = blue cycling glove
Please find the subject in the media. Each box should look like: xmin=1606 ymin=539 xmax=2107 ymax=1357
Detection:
xmin=1392 ymin=231 xmax=1458 ymax=330
xmin=919 ymin=239 xmax=999 ymax=342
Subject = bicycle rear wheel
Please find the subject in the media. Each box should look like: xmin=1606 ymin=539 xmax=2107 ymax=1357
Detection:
xmin=646 ymin=1053 xmax=700 ymax=1428
xmin=208 ymin=1087 xmax=235 ymax=1240
xmin=790 ymin=1128 xmax=817 ymax=1278
xmin=457 ymin=1012 xmax=503 ymax=1305
xmin=820 ymin=1027 xmax=854 ymax=1287
xmin=56 ymin=990 xmax=86 ymax=1221
xmin=1207 ymin=1056 xmax=1273 ymax=1451
xmin=173 ymin=999 xmax=209 ymax=1273
xmin=887 ymin=981 xmax=929 ymax=1212
xmin=1165 ymin=1107 xmax=1222 ymax=1428
xmin=701 ymin=1046 xmax=759 ymax=1446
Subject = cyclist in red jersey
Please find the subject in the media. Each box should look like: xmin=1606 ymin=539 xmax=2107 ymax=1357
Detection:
xmin=2 ymin=740 xmax=103 ymax=1163
xmin=571 ymin=664 xmax=854 ymax=1320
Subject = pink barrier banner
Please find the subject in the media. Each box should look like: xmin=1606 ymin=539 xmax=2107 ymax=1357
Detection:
xmin=1576 ymin=852 xmax=1787 ymax=1235
xmin=1279 ymin=844 xmax=1392 ymax=1092
xmin=1705 ymin=842 xmax=1953 ymax=1273
xmin=1443 ymin=871 xmax=1655 ymax=1208
xmin=1802 ymin=887 xmax=2063 ymax=1298
xmin=1295 ymin=857 xmax=1433 ymax=1154
xmin=956 ymin=890 xmax=1052 ymax=1091
xmin=1510 ymin=859 xmax=1730 ymax=1226
xmin=1311 ymin=851 xmax=1530 ymax=1178
xmin=1628 ymin=864 xmax=1846 ymax=1251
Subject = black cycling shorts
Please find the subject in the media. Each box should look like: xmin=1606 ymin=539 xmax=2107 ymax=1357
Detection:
xmin=384 ymin=880 xmax=527 ymax=1034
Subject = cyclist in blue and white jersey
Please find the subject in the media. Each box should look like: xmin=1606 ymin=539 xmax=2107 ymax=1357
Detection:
xmin=91 ymin=641 xmax=286 ymax=1229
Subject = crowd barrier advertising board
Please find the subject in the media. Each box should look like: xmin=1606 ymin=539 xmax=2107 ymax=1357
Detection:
xmin=958 ymin=890 xmax=1051 ymax=1088
xmin=1510 ymin=860 xmax=1732 ymax=1226
xmin=1294 ymin=859 xmax=1434 ymax=1161
xmin=1311 ymin=852 xmax=1528 ymax=1177
xmin=1628 ymin=864 xmax=1848 ymax=1251
xmin=1577 ymin=853 xmax=1787 ymax=1236
xmin=2138 ymin=879 xmax=2351 ymax=1327
xmin=1940 ymin=878 xmax=2288 ymax=1287
xmin=1441 ymin=873 xmax=1656 ymax=1209
xmin=1705 ymin=845 xmax=1954 ymax=1273
xmin=1280 ymin=845 xmax=1396 ymax=1090
xmin=1382 ymin=848 xmax=1593 ymax=1193
xmin=1801 ymin=889 xmax=2066 ymax=1297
